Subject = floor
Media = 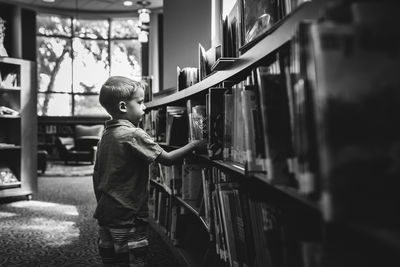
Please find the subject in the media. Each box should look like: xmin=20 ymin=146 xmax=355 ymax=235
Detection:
xmin=0 ymin=165 xmax=180 ymax=267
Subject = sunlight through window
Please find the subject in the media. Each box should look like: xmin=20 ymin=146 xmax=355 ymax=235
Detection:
xmin=36 ymin=14 xmax=142 ymax=117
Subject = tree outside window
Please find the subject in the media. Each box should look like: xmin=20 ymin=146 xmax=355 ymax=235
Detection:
xmin=36 ymin=14 xmax=142 ymax=117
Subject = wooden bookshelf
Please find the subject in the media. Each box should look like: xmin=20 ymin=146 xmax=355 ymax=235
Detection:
xmin=147 ymin=1 xmax=400 ymax=266
xmin=145 ymin=1 xmax=324 ymax=109
xmin=0 ymin=57 xmax=37 ymax=199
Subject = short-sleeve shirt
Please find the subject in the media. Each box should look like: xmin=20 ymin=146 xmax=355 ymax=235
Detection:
xmin=93 ymin=119 xmax=163 ymax=227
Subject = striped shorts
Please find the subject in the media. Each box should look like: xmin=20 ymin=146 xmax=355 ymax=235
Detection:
xmin=98 ymin=218 xmax=149 ymax=267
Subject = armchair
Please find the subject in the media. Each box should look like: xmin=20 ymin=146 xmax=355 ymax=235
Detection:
xmin=55 ymin=124 xmax=104 ymax=164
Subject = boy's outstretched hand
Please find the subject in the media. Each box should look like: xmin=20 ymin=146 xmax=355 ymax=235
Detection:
xmin=191 ymin=139 xmax=208 ymax=152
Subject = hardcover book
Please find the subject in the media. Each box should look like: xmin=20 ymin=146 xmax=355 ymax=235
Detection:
xmin=207 ymin=87 xmax=226 ymax=159
xmin=241 ymin=85 xmax=267 ymax=172
xmin=191 ymin=105 xmax=208 ymax=141
xmin=255 ymin=60 xmax=294 ymax=186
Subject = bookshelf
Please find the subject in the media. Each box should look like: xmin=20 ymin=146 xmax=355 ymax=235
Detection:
xmin=145 ymin=2 xmax=323 ymax=109
xmin=0 ymin=57 xmax=36 ymax=199
xmin=146 ymin=1 xmax=400 ymax=267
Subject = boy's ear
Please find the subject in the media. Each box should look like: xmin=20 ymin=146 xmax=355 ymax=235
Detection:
xmin=118 ymin=101 xmax=127 ymax=113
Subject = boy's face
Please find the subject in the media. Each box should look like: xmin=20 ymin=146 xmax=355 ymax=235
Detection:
xmin=125 ymin=87 xmax=146 ymax=125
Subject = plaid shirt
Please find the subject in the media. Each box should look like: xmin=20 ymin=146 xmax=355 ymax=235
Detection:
xmin=93 ymin=119 xmax=163 ymax=226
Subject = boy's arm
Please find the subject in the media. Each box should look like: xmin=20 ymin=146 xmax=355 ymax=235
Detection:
xmin=157 ymin=140 xmax=207 ymax=166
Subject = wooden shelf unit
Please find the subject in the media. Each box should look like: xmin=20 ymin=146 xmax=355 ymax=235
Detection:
xmin=0 ymin=57 xmax=37 ymax=199
xmin=145 ymin=1 xmax=323 ymax=109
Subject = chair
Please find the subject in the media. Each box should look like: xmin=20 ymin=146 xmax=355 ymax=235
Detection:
xmin=37 ymin=150 xmax=48 ymax=174
xmin=55 ymin=124 xmax=104 ymax=164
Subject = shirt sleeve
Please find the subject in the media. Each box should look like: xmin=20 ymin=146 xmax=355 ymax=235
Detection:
xmin=126 ymin=128 xmax=164 ymax=162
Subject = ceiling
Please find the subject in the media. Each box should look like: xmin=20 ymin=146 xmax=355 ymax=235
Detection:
xmin=1 ymin=0 xmax=163 ymax=14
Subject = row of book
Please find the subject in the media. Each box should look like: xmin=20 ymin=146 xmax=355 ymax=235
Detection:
xmin=149 ymin=164 xmax=324 ymax=267
xmin=38 ymin=124 xmax=74 ymax=135
xmin=150 ymin=159 xmax=204 ymax=202
xmin=177 ymin=0 xmax=309 ymax=92
xmin=142 ymin=101 xmax=208 ymax=146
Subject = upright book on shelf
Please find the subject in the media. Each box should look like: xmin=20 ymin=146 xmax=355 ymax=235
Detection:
xmin=255 ymin=57 xmax=295 ymax=186
xmin=207 ymin=87 xmax=226 ymax=159
xmin=241 ymin=84 xmax=267 ymax=173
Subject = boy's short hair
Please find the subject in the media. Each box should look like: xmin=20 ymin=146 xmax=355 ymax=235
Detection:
xmin=99 ymin=76 xmax=144 ymax=115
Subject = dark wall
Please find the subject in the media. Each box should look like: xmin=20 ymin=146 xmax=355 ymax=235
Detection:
xmin=0 ymin=2 xmax=17 ymax=57
xmin=163 ymin=0 xmax=211 ymax=90
xmin=21 ymin=8 xmax=37 ymax=62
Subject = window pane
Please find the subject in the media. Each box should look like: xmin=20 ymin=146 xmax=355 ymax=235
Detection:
xmin=111 ymin=18 xmax=140 ymax=39
xmin=74 ymin=95 xmax=108 ymax=116
xmin=72 ymin=38 xmax=109 ymax=93
xmin=110 ymin=40 xmax=142 ymax=80
xmin=37 ymin=36 xmax=72 ymax=93
xmin=37 ymin=14 xmax=72 ymax=36
xmin=74 ymin=19 xmax=109 ymax=39
xmin=38 ymin=93 xmax=72 ymax=116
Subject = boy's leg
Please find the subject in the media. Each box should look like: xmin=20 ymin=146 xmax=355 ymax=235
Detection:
xmin=98 ymin=225 xmax=116 ymax=266
xmin=109 ymin=219 xmax=149 ymax=267
xmin=127 ymin=218 xmax=149 ymax=267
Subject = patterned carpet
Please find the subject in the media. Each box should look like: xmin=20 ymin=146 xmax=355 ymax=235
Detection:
xmin=0 ymin=174 xmax=179 ymax=267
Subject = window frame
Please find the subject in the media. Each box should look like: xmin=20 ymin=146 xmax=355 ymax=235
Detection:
xmin=36 ymin=14 xmax=143 ymax=118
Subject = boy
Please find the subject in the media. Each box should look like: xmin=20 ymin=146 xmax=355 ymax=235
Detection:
xmin=93 ymin=76 xmax=206 ymax=266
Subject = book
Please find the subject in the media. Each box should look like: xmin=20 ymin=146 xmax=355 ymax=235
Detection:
xmin=255 ymin=59 xmax=295 ymax=186
xmin=198 ymin=43 xmax=211 ymax=80
xmin=181 ymin=159 xmax=203 ymax=201
xmin=223 ymin=89 xmax=234 ymax=160
xmin=165 ymin=106 xmax=188 ymax=146
xmin=218 ymin=182 xmax=240 ymax=267
xmin=191 ymin=105 xmax=208 ymax=141
xmin=241 ymin=85 xmax=267 ymax=172
xmin=207 ymin=87 xmax=226 ymax=159
xmin=177 ymin=66 xmax=199 ymax=90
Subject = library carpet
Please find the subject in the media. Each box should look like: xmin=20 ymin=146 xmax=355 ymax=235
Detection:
xmin=0 ymin=175 xmax=180 ymax=266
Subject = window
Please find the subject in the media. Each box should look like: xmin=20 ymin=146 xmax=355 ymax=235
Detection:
xmin=36 ymin=14 xmax=142 ymax=117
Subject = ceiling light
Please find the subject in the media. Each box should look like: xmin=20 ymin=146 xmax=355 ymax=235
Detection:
xmin=123 ymin=1 xmax=133 ymax=6
xmin=138 ymin=31 xmax=148 ymax=43
xmin=138 ymin=8 xmax=151 ymax=23
xmin=42 ymin=0 xmax=55 ymax=3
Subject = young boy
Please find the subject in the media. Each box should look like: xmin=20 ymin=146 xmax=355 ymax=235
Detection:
xmin=92 ymin=76 xmax=206 ymax=267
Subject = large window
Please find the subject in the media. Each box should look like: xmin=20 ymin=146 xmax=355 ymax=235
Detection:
xmin=36 ymin=14 xmax=142 ymax=116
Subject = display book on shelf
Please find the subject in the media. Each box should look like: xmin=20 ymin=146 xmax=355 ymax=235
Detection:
xmin=0 ymin=56 xmax=37 ymax=198
xmin=145 ymin=1 xmax=400 ymax=267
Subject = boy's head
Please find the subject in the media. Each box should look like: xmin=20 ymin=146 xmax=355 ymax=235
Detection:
xmin=99 ymin=76 xmax=146 ymax=125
